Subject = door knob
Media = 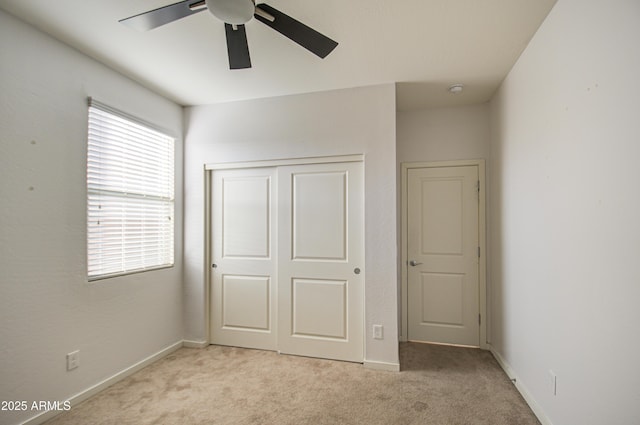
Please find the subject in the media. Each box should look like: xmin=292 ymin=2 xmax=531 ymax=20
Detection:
xmin=409 ymin=260 xmax=422 ymax=267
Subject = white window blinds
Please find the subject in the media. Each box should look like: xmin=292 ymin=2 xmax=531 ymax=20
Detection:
xmin=87 ymin=99 xmax=175 ymax=280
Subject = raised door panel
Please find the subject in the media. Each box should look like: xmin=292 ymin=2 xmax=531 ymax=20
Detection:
xmin=291 ymin=278 xmax=347 ymax=339
xmin=222 ymin=177 xmax=271 ymax=258
xmin=420 ymin=273 xmax=464 ymax=326
xmin=292 ymin=172 xmax=346 ymax=261
xmin=222 ymin=275 xmax=271 ymax=331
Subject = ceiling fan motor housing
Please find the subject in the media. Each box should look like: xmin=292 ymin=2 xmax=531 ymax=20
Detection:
xmin=206 ymin=0 xmax=255 ymax=24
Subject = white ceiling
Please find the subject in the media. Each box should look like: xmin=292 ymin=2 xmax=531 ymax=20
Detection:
xmin=0 ymin=0 xmax=556 ymax=110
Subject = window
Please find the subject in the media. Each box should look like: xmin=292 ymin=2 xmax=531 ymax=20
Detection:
xmin=87 ymin=99 xmax=175 ymax=280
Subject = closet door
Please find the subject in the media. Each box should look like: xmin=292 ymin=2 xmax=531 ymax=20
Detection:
xmin=210 ymin=160 xmax=365 ymax=362
xmin=210 ymin=167 xmax=278 ymax=350
xmin=277 ymin=161 xmax=364 ymax=362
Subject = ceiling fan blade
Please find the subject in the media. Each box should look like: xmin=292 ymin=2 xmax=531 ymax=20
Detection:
xmin=254 ymin=3 xmax=338 ymax=59
xmin=225 ymin=24 xmax=252 ymax=69
xmin=120 ymin=0 xmax=207 ymax=31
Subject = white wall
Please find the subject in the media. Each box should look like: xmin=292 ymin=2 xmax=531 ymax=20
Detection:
xmin=396 ymin=104 xmax=491 ymax=339
xmin=397 ymin=103 xmax=490 ymax=164
xmin=183 ymin=84 xmax=399 ymax=367
xmin=489 ymin=0 xmax=640 ymax=424
xmin=0 ymin=10 xmax=184 ymax=425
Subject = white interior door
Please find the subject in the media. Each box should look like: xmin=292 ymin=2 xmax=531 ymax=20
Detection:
xmin=407 ymin=165 xmax=480 ymax=346
xmin=210 ymin=167 xmax=277 ymax=350
xmin=210 ymin=159 xmax=364 ymax=362
xmin=278 ymin=161 xmax=364 ymax=362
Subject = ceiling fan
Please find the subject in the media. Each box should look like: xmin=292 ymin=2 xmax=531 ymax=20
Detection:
xmin=120 ymin=0 xmax=338 ymax=69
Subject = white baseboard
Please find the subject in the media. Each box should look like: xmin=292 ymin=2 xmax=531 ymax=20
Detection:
xmin=488 ymin=344 xmax=553 ymax=425
xmin=21 ymin=341 xmax=184 ymax=425
xmin=364 ymin=359 xmax=400 ymax=372
xmin=183 ymin=340 xmax=208 ymax=348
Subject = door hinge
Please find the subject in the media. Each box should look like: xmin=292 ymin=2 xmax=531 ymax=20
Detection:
xmin=477 ymin=247 xmax=481 ymax=258
xmin=479 ymin=314 xmax=482 ymax=325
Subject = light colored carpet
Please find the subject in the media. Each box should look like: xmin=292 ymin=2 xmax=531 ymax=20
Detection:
xmin=44 ymin=342 xmax=540 ymax=425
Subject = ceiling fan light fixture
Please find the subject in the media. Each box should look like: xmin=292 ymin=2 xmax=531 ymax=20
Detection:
xmin=206 ymin=0 xmax=255 ymax=24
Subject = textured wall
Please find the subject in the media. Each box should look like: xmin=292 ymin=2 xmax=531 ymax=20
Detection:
xmin=183 ymin=84 xmax=399 ymax=367
xmin=0 ymin=10 xmax=184 ymax=425
xmin=396 ymin=103 xmax=491 ymax=340
xmin=396 ymin=103 xmax=490 ymax=164
xmin=489 ymin=0 xmax=640 ymax=423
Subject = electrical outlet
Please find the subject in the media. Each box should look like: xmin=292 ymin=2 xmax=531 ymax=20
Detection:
xmin=67 ymin=350 xmax=80 ymax=371
xmin=548 ymin=370 xmax=557 ymax=396
xmin=373 ymin=325 xmax=383 ymax=340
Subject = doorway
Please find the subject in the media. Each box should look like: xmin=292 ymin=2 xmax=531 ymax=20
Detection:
xmin=401 ymin=160 xmax=487 ymax=347
xmin=206 ymin=156 xmax=365 ymax=362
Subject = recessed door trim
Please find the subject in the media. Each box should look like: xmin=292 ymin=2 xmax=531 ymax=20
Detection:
xmin=204 ymin=154 xmax=364 ymax=351
xmin=400 ymin=159 xmax=487 ymax=349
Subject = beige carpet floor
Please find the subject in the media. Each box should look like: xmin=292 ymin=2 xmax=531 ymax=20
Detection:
xmin=44 ymin=342 xmax=540 ymax=425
